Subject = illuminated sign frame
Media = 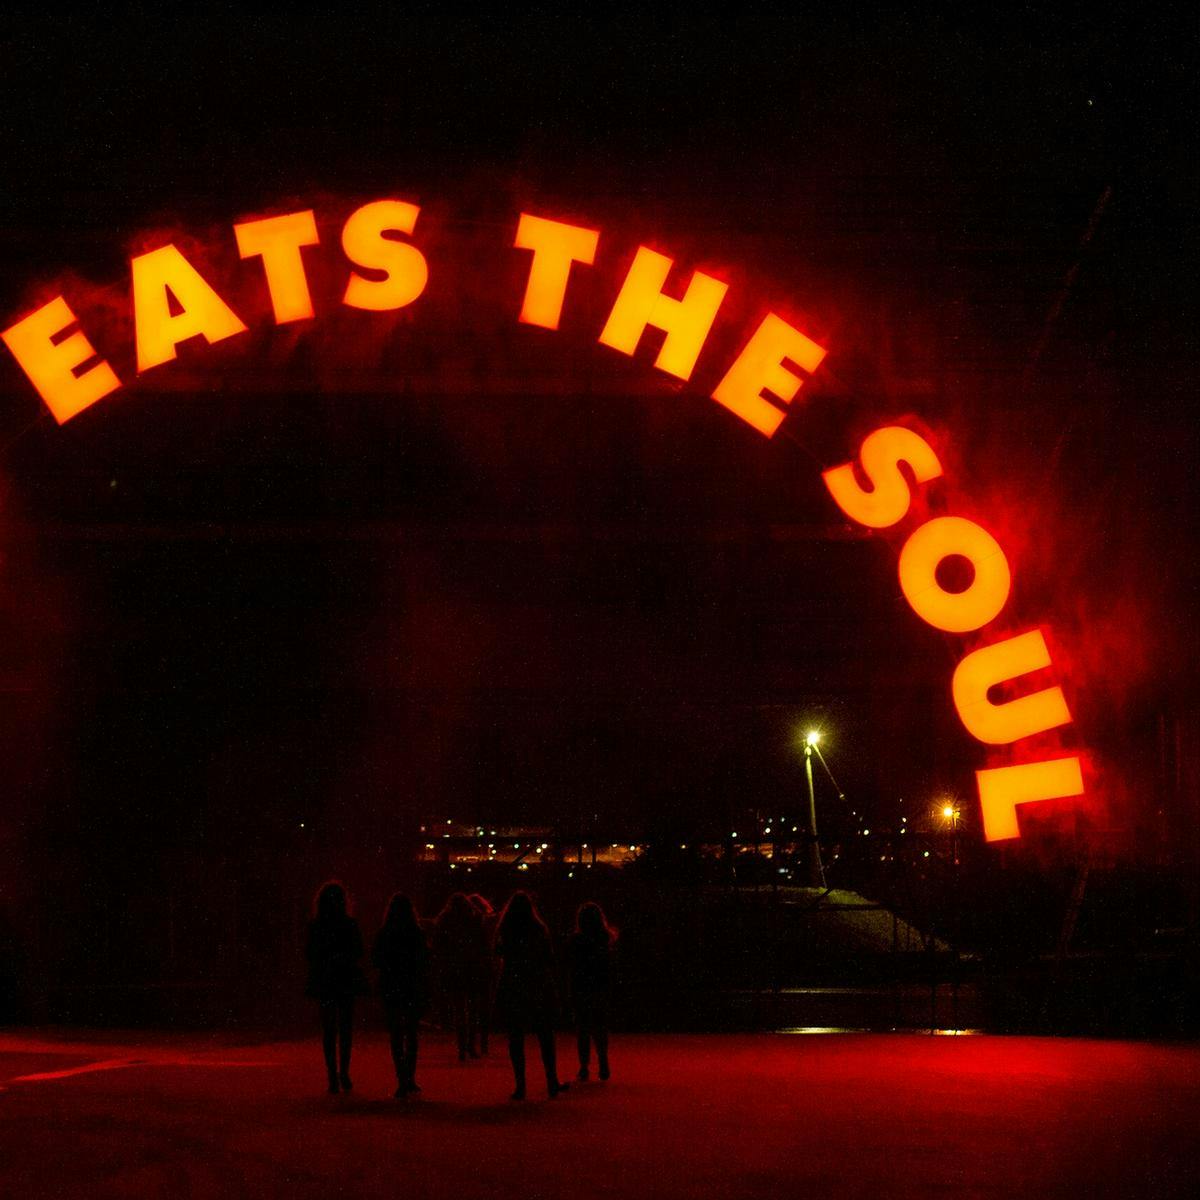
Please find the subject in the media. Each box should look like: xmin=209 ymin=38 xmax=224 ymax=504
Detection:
xmin=1 ymin=198 xmax=1086 ymax=841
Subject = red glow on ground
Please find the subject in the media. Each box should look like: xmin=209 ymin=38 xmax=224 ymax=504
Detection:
xmin=1 ymin=1029 xmax=1195 ymax=1198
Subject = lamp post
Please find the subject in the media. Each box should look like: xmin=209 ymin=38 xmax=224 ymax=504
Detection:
xmin=804 ymin=730 xmax=827 ymax=889
xmin=941 ymin=802 xmax=961 ymax=865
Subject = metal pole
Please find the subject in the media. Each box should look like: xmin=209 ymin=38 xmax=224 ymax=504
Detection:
xmin=804 ymin=744 xmax=826 ymax=889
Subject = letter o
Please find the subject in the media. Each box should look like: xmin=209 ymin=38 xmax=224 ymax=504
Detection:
xmin=898 ymin=516 xmax=1011 ymax=633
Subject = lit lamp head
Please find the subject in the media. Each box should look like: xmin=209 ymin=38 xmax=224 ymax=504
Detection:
xmin=941 ymin=804 xmax=955 ymax=819
xmin=805 ymin=730 xmax=821 ymax=748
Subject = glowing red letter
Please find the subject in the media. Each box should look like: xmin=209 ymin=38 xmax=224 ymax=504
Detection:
xmin=341 ymin=200 xmax=428 ymax=312
xmin=514 ymin=213 xmax=599 ymax=330
xmin=598 ymin=247 xmax=727 ymax=381
xmin=234 ymin=209 xmax=320 ymax=324
xmin=952 ymin=629 xmax=1071 ymax=745
xmin=898 ymin=516 xmax=1011 ymax=633
xmin=2 ymin=297 xmax=121 ymax=423
xmin=132 ymin=245 xmax=248 ymax=372
xmin=823 ymin=425 xmax=943 ymax=528
xmin=976 ymin=756 xmax=1084 ymax=841
xmin=711 ymin=314 xmax=826 ymax=437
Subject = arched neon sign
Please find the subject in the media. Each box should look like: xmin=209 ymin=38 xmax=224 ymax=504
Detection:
xmin=0 ymin=198 xmax=1086 ymax=841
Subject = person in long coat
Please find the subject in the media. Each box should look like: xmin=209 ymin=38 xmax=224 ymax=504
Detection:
xmin=568 ymin=901 xmax=616 ymax=1081
xmin=305 ymin=881 xmax=366 ymax=1094
xmin=434 ymin=892 xmax=488 ymax=1061
xmin=494 ymin=891 xmax=569 ymax=1100
xmin=372 ymin=893 xmax=430 ymax=1097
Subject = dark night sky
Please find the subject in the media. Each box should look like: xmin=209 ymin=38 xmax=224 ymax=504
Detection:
xmin=0 ymin=7 xmax=1194 ymax=883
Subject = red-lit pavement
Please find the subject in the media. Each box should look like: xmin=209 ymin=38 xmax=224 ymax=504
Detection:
xmin=1 ymin=1030 xmax=1196 ymax=1198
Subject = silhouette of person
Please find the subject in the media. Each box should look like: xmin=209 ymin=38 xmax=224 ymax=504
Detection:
xmin=434 ymin=892 xmax=487 ymax=1061
xmin=305 ymin=881 xmax=365 ymax=1094
xmin=494 ymin=891 xmax=569 ymax=1100
xmin=467 ymin=893 xmax=497 ymax=1055
xmin=372 ymin=893 xmax=430 ymax=1097
xmin=569 ymin=901 xmax=616 ymax=1081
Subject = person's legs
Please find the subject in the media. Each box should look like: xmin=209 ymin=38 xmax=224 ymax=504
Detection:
xmin=385 ymin=1003 xmax=406 ymax=1088
xmin=337 ymin=999 xmax=354 ymax=1088
xmin=576 ymin=1001 xmax=592 ymax=1078
xmin=452 ymin=990 xmax=470 ymax=1060
xmin=537 ymin=1024 xmax=566 ymax=1095
xmin=507 ymin=1026 xmax=526 ymax=1098
xmin=466 ymin=991 xmax=481 ymax=1056
xmin=577 ymin=1026 xmax=591 ymax=1077
xmin=319 ymin=1002 xmax=338 ymax=1091
xmin=477 ymin=984 xmax=490 ymax=1055
xmin=404 ymin=1012 xmax=421 ymax=1090
xmin=595 ymin=1007 xmax=610 ymax=1080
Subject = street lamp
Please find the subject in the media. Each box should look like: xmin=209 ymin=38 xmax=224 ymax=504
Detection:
xmin=938 ymin=800 xmax=961 ymax=864
xmin=801 ymin=728 xmax=827 ymax=889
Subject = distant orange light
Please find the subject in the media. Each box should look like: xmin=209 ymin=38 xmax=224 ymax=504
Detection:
xmin=1 ymin=296 xmax=121 ymax=424
xmin=952 ymin=628 xmax=1071 ymax=744
xmin=898 ymin=516 xmax=1011 ymax=633
xmin=598 ymin=246 xmax=727 ymax=381
xmin=514 ymin=213 xmax=599 ymax=330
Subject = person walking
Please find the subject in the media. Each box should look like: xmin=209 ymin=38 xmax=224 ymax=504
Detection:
xmin=434 ymin=892 xmax=486 ymax=1061
xmin=372 ymin=893 xmax=429 ymax=1097
xmin=304 ymin=881 xmax=366 ymax=1094
xmin=494 ymin=891 xmax=569 ymax=1100
xmin=569 ymin=901 xmax=616 ymax=1081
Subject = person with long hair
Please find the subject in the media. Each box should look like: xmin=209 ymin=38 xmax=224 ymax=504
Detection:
xmin=434 ymin=892 xmax=487 ymax=1061
xmin=372 ymin=893 xmax=430 ymax=1097
xmin=304 ymin=881 xmax=365 ymax=1094
xmin=494 ymin=891 xmax=569 ymax=1100
xmin=569 ymin=901 xmax=616 ymax=1081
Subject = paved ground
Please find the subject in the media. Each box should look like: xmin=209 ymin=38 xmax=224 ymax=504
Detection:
xmin=1 ymin=1028 xmax=1197 ymax=1198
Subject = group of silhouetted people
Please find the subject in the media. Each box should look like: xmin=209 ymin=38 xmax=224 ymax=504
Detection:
xmin=305 ymin=882 xmax=615 ymax=1100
